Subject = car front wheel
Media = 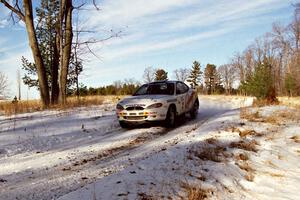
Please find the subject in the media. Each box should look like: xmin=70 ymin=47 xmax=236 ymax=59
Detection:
xmin=165 ymin=106 xmax=176 ymax=128
xmin=119 ymin=121 xmax=129 ymax=129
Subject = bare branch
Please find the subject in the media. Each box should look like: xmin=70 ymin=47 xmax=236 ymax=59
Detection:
xmin=0 ymin=0 xmax=25 ymax=21
xmin=93 ymin=0 xmax=100 ymax=11
xmin=73 ymin=2 xmax=86 ymax=10
xmin=85 ymin=43 xmax=102 ymax=60
xmin=0 ymin=72 xmax=9 ymax=98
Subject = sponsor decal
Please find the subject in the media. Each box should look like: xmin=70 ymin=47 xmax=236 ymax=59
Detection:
xmin=167 ymin=99 xmax=177 ymax=103
xmin=186 ymin=91 xmax=196 ymax=107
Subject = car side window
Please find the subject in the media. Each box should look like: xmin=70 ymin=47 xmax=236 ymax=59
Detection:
xmin=176 ymin=82 xmax=189 ymax=95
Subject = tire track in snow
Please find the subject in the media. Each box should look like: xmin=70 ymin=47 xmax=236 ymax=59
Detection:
xmin=0 ymin=97 xmax=245 ymax=200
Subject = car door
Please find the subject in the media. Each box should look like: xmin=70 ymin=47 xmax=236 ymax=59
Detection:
xmin=175 ymin=82 xmax=189 ymax=115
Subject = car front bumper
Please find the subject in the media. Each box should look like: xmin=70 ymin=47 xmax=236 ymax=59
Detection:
xmin=117 ymin=108 xmax=167 ymax=122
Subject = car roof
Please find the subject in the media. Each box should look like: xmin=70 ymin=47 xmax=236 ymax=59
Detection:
xmin=148 ymin=80 xmax=178 ymax=84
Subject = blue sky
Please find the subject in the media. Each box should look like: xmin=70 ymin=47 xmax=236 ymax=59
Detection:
xmin=0 ymin=0 xmax=297 ymax=99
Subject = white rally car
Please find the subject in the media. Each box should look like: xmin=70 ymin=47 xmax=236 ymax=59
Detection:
xmin=116 ymin=80 xmax=199 ymax=128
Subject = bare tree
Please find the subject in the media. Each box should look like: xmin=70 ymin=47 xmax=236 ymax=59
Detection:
xmin=231 ymin=52 xmax=245 ymax=83
xmin=17 ymin=69 xmax=21 ymax=100
xmin=0 ymin=0 xmax=51 ymax=106
xmin=143 ymin=66 xmax=156 ymax=83
xmin=58 ymin=0 xmax=73 ymax=105
xmin=0 ymin=72 xmax=9 ymax=98
xmin=268 ymin=23 xmax=291 ymax=95
xmin=0 ymin=0 xmax=76 ymax=106
xmin=218 ymin=64 xmax=236 ymax=95
xmin=173 ymin=68 xmax=190 ymax=82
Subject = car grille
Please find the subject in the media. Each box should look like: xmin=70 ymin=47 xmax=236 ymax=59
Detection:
xmin=125 ymin=106 xmax=144 ymax=111
xmin=124 ymin=116 xmax=147 ymax=121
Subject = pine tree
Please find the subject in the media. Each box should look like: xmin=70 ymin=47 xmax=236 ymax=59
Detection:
xmin=187 ymin=61 xmax=202 ymax=88
xmin=155 ymin=69 xmax=168 ymax=81
xmin=241 ymin=57 xmax=277 ymax=102
xmin=204 ymin=64 xmax=217 ymax=94
xmin=284 ymin=74 xmax=296 ymax=97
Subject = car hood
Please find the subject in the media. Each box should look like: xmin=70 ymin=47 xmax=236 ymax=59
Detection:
xmin=118 ymin=95 xmax=172 ymax=107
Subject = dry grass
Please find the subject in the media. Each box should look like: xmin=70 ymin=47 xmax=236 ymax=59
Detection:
xmin=276 ymin=110 xmax=300 ymax=122
xmin=261 ymin=110 xmax=300 ymax=125
xmin=236 ymin=162 xmax=254 ymax=173
xmin=290 ymin=135 xmax=300 ymax=143
xmin=0 ymin=99 xmax=42 ymax=115
xmin=0 ymin=95 xmax=121 ymax=115
xmin=268 ymin=172 xmax=284 ymax=178
xmin=240 ymin=106 xmax=300 ymax=125
xmin=137 ymin=193 xmax=155 ymax=200
xmin=237 ymin=128 xmax=263 ymax=138
xmin=189 ymin=139 xmax=229 ymax=162
xmin=279 ymin=96 xmax=300 ymax=109
xmin=182 ymin=183 xmax=211 ymax=200
xmin=265 ymin=160 xmax=277 ymax=168
xmin=252 ymin=98 xmax=279 ymax=107
xmin=195 ymin=146 xmax=224 ymax=162
xmin=245 ymin=173 xmax=255 ymax=182
xmin=230 ymin=139 xmax=258 ymax=152
xmin=205 ymin=138 xmax=218 ymax=144
xmin=240 ymin=108 xmax=261 ymax=122
xmin=235 ymin=153 xmax=249 ymax=161
xmin=236 ymin=161 xmax=255 ymax=182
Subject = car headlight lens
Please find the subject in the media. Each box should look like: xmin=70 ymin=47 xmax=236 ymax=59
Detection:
xmin=116 ymin=104 xmax=124 ymax=110
xmin=146 ymin=103 xmax=163 ymax=109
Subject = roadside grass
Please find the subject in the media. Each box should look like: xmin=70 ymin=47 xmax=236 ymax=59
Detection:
xmin=240 ymin=107 xmax=260 ymax=122
xmin=235 ymin=152 xmax=249 ymax=161
xmin=290 ymin=135 xmax=300 ymax=143
xmin=181 ymin=183 xmax=211 ymax=200
xmin=230 ymin=139 xmax=258 ymax=152
xmin=240 ymin=106 xmax=300 ymax=125
xmin=230 ymin=126 xmax=263 ymax=138
xmin=185 ymin=135 xmax=259 ymax=198
xmin=278 ymin=96 xmax=300 ymax=109
xmin=0 ymin=95 xmax=122 ymax=115
xmin=188 ymin=138 xmax=230 ymax=163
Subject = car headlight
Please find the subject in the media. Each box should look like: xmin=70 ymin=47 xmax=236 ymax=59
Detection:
xmin=116 ymin=104 xmax=124 ymax=110
xmin=146 ymin=103 xmax=163 ymax=109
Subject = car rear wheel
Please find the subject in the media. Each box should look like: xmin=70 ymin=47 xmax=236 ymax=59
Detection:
xmin=165 ymin=106 xmax=176 ymax=128
xmin=190 ymin=99 xmax=199 ymax=119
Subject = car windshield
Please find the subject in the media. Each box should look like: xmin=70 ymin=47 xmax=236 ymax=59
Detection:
xmin=133 ymin=82 xmax=175 ymax=96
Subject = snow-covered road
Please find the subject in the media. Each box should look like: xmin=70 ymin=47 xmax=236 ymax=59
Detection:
xmin=0 ymin=96 xmax=252 ymax=200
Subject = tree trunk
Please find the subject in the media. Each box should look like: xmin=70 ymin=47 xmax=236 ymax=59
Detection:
xmin=59 ymin=0 xmax=73 ymax=105
xmin=51 ymin=33 xmax=60 ymax=104
xmin=23 ymin=0 xmax=50 ymax=107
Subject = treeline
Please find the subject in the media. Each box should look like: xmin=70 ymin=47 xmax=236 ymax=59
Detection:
xmin=138 ymin=4 xmax=300 ymax=99
xmin=70 ymin=79 xmax=140 ymax=96
xmin=228 ymin=4 xmax=300 ymax=98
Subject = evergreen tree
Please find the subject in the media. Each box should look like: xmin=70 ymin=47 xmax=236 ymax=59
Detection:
xmin=284 ymin=74 xmax=296 ymax=97
xmin=204 ymin=64 xmax=218 ymax=94
xmin=241 ymin=57 xmax=277 ymax=102
xmin=187 ymin=61 xmax=202 ymax=88
xmin=155 ymin=69 xmax=168 ymax=81
xmin=214 ymin=71 xmax=225 ymax=94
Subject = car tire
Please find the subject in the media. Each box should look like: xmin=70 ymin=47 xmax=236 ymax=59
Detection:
xmin=119 ymin=121 xmax=129 ymax=129
xmin=190 ymin=99 xmax=199 ymax=119
xmin=164 ymin=106 xmax=176 ymax=128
